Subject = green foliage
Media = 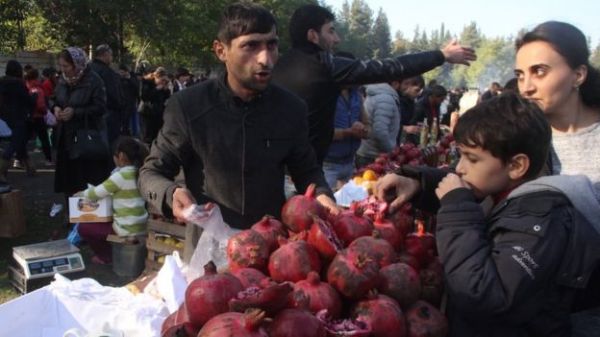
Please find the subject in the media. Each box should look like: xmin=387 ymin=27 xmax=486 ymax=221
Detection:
xmin=591 ymin=43 xmax=600 ymax=69
xmin=370 ymin=9 xmax=391 ymax=58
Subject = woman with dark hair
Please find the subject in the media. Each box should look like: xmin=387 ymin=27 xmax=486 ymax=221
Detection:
xmin=0 ymin=60 xmax=35 ymax=190
xmin=515 ymin=21 xmax=600 ymax=189
xmin=53 ymin=47 xmax=111 ymax=200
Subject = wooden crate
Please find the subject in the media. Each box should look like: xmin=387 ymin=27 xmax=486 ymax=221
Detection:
xmin=145 ymin=218 xmax=200 ymax=271
xmin=0 ymin=190 xmax=26 ymax=238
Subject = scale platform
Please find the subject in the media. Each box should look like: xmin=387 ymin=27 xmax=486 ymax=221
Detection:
xmin=9 ymin=239 xmax=86 ymax=293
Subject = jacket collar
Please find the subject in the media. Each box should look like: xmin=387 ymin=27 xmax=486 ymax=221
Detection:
xmin=216 ymin=72 xmax=271 ymax=107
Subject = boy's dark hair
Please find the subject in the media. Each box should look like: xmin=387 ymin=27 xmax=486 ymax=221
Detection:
xmin=289 ymin=5 xmax=335 ymax=47
xmin=454 ymin=92 xmax=551 ymax=180
xmin=113 ymin=137 xmax=149 ymax=168
xmin=217 ymin=2 xmax=277 ymax=45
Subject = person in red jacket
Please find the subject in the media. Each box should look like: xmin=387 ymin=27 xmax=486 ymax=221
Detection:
xmin=24 ymin=67 xmax=52 ymax=165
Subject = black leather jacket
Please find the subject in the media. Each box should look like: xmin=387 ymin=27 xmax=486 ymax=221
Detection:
xmin=273 ymin=42 xmax=445 ymax=163
xmin=139 ymin=74 xmax=332 ymax=229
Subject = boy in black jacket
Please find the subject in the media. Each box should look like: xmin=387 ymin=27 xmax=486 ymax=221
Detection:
xmin=375 ymin=93 xmax=600 ymax=337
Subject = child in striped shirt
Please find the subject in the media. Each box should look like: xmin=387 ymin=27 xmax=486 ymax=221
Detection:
xmin=77 ymin=137 xmax=149 ymax=264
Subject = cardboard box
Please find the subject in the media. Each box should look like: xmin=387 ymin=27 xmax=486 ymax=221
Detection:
xmin=68 ymin=196 xmax=112 ymax=223
xmin=0 ymin=190 xmax=26 ymax=238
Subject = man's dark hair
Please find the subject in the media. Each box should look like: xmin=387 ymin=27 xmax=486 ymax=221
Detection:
xmin=95 ymin=44 xmax=112 ymax=56
xmin=430 ymin=84 xmax=447 ymax=98
xmin=289 ymin=4 xmax=335 ymax=47
xmin=5 ymin=60 xmax=23 ymax=78
xmin=402 ymin=75 xmax=425 ymax=88
xmin=24 ymin=67 xmax=39 ymax=81
xmin=454 ymin=92 xmax=551 ymax=180
xmin=217 ymin=2 xmax=277 ymax=45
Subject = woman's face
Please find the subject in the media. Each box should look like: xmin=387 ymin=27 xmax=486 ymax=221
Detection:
xmin=58 ymin=57 xmax=76 ymax=78
xmin=515 ymin=41 xmax=583 ymax=115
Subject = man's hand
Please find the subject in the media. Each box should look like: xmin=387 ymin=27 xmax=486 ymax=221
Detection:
xmin=441 ymin=40 xmax=477 ymax=66
xmin=403 ymin=125 xmax=420 ymax=135
xmin=349 ymin=121 xmax=368 ymax=139
xmin=172 ymin=187 xmax=197 ymax=223
xmin=373 ymin=173 xmax=420 ymax=213
xmin=59 ymin=107 xmax=75 ymax=121
xmin=435 ymin=173 xmax=470 ymax=200
xmin=317 ymin=194 xmax=341 ymax=216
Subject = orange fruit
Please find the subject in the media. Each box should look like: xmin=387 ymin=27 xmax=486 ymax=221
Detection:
xmin=353 ymin=176 xmax=364 ymax=185
xmin=362 ymin=169 xmax=378 ymax=181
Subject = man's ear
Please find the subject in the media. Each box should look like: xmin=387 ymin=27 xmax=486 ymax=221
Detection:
xmin=508 ymin=153 xmax=530 ymax=180
xmin=213 ymin=40 xmax=227 ymax=62
xmin=307 ymin=28 xmax=319 ymax=45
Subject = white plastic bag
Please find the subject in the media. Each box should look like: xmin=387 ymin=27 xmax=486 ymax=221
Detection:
xmin=0 ymin=118 xmax=12 ymax=137
xmin=44 ymin=109 xmax=57 ymax=126
xmin=183 ymin=204 xmax=240 ymax=280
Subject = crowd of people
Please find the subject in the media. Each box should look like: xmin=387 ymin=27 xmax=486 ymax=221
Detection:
xmin=0 ymin=2 xmax=599 ymax=336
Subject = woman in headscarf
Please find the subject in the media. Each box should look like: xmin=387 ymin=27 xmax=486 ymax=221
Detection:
xmin=53 ymin=47 xmax=111 ymax=199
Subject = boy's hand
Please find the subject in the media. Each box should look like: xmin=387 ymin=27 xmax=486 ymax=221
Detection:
xmin=374 ymin=173 xmax=420 ymax=213
xmin=435 ymin=173 xmax=470 ymax=200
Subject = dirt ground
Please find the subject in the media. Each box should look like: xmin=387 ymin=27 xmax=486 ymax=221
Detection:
xmin=0 ymin=147 xmax=137 ymax=304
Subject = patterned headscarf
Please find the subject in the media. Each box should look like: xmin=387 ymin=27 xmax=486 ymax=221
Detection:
xmin=62 ymin=47 xmax=88 ymax=85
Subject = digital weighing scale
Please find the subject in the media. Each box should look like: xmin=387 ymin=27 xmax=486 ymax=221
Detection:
xmin=9 ymin=239 xmax=86 ymax=293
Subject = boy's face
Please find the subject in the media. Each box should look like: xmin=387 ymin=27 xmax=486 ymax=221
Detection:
xmin=455 ymin=144 xmax=512 ymax=199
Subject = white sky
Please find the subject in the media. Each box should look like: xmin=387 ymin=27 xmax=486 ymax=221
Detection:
xmin=325 ymin=0 xmax=600 ymax=47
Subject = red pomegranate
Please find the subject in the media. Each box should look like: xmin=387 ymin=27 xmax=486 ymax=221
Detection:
xmin=406 ymin=147 xmax=422 ymax=160
xmin=185 ymin=261 xmax=244 ymax=327
xmin=292 ymin=271 xmax=343 ymax=318
xmin=307 ymin=216 xmax=344 ymax=261
xmin=161 ymin=303 xmax=199 ymax=337
xmin=351 ymin=292 xmax=407 ymax=337
xmin=281 ymin=183 xmax=327 ymax=233
xmin=226 ymin=229 xmax=270 ymax=272
xmin=389 ymin=206 xmax=414 ymax=235
xmin=348 ymin=235 xmax=397 ymax=268
xmin=405 ymin=220 xmax=436 ymax=267
xmin=228 ymin=278 xmax=293 ymax=316
xmin=373 ymin=212 xmax=404 ymax=251
xmin=268 ymin=238 xmax=322 ymax=283
xmin=378 ymin=262 xmax=421 ymax=309
xmin=197 ymin=308 xmax=269 ymax=337
xmin=269 ymin=309 xmax=327 ymax=337
xmin=230 ymin=267 xmax=268 ymax=289
xmin=397 ymin=252 xmax=421 ymax=271
xmin=251 ymin=215 xmax=287 ymax=252
xmin=405 ymin=300 xmax=448 ymax=337
xmin=316 ymin=309 xmax=371 ymax=337
xmin=332 ymin=208 xmax=374 ymax=247
xmin=327 ymin=249 xmax=380 ymax=300
xmin=419 ymin=258 xmax=444 ymax=307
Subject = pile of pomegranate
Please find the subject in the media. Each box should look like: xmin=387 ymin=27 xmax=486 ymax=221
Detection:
xmin=356 ymin=134 xmax=455 ymax=180
xmin=162 ymin=184 xmax=448 ymax=337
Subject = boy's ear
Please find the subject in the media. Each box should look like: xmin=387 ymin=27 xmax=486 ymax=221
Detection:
xmin=507 ymin=153 xmax=530 ymax=180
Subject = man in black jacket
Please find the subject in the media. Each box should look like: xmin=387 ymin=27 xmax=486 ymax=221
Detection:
xmin=375 ymin=93 xmax=600 ymax=337
xmin=272 ymin=4 xmax=476 ymax=164
xmin=90 ymin=44 xmax=124 ymax=148
xmin=138 ymin=3 xmax=337 ymax=229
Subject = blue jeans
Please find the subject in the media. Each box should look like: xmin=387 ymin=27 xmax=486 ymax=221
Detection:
xmin=323 ymin=160 xmax=355 ymax=190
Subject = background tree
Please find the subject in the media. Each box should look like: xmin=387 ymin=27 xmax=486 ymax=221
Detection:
xmin=370 ymin=8 xmax=391 ymax=58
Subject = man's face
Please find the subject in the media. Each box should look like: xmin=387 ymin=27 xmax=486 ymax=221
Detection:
xmin=214 ymin=27 xmax=279 ymax=99
xmin=401 ymin=83 xmax=423 ymax=99
xmin=455 ymin=144 xmax=511 ymax=199
xmin=313 ymin=21 xmax=340 ymax=52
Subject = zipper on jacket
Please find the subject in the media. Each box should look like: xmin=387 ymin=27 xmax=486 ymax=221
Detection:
xmin=241 ymin=107 xmax=248 ymax=216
